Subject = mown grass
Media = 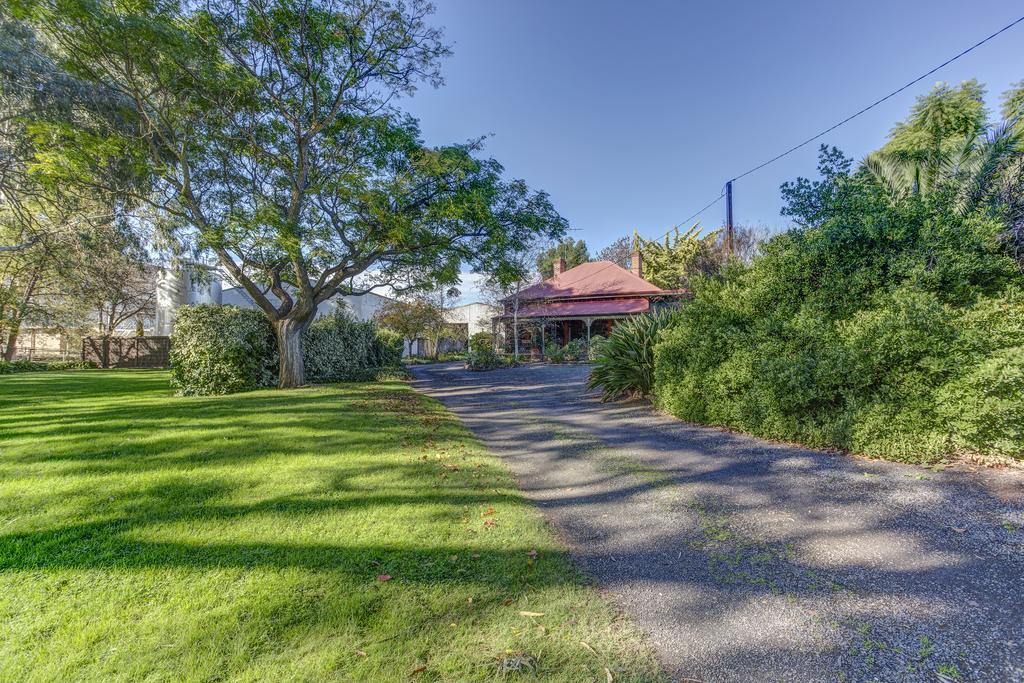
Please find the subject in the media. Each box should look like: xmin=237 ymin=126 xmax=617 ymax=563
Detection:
xmin=0 ymin=371 xmax=663 ymax=682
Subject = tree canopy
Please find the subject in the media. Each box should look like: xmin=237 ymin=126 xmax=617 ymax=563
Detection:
xmin=535 ymin=238 xmax=589 ymax=279
xmin=635 ymin=225 xmax=719 ymax=291
xmin=595 ymin=235 xmax=632 ymax=268
xmin=11 ymin=0 xmax=566 ymax=385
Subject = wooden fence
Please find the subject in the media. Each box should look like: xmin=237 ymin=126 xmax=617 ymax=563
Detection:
xmin=82 ymin=336 xmax=171 ymax=368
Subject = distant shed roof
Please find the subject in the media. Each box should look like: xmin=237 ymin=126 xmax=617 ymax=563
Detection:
xmin=517 ymin=261 xmax=663 ymax=300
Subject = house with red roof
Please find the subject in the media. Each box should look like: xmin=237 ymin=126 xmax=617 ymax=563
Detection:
xmin=496 ymin=251 xmax=686 ymax=355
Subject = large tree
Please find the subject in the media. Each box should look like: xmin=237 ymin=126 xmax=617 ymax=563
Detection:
xmin=635 ymin=224 xmax=719 ymax=291
xmin=374 ymin=296 xmax=442 ymax=357
xmin=855 ymin=80 xmax=1024 ymax=265
xmin=1001 ymin=80 xmax=1024 ymax=122
xmin=14 ymin=0 xmax=565 ymax=387
xmin=0 ymin=18 xmax=154 ymax=357
xmin=535 ymin=237 xmax=589 ymax=279
xmin=595 ymin=235 xmax=631 ymax=268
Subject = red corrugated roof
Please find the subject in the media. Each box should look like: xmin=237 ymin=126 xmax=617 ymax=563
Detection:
xmin=511 ymin=297 xmax=651 ymax=318
xmin=517 ymin=261 xmax=663 ymax=300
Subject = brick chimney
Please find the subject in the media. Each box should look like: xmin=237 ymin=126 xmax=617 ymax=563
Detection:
xmin=554 ymin=257 xmax=566 ymax=275
xmin=630 ymin=250 xmax=642 ymax=279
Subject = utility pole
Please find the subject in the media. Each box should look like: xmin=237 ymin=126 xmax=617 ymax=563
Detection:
xmin=725 ymin=180 xmax=734 ymax=259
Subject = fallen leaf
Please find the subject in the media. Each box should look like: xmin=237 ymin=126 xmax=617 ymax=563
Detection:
xmin=950 ymin=527 xmax=966 ymax=533
xmin=376 ymin=574 xmax=392 ymax=582
xmin=482 ymin=507 xmax=496 ymax=516
xmin=502 ymin=598 xmax=514 ymax=606
xmin=355 ymin=650 xmax=367 ymax=657
xmin=527 ymin=549 xmax=538 ymax=559
xmin=580 ymin=641 xmax=597 ymax=655
xmin=410 ymin=665 xmax=426 ymax=675
xmin=518 ymin=610 xmax=545 ymax=617
xmin=483 ymin=519 xmax=496 ymax=527
xmin=605 ymin=667 xmax=614 ymax=682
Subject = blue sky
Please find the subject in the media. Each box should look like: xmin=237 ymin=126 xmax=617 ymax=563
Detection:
xmin=401 ymin=0 xmax=1023 ymax=263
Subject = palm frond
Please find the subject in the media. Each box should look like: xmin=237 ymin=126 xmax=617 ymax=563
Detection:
xmin=587 ymin=308 xmax=678 ymax=401
xmin=862 ymin=153 xmax=912 ymax=202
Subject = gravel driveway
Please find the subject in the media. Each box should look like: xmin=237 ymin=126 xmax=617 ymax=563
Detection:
xmin=409 ymin=362 xmax=1024 ymax=682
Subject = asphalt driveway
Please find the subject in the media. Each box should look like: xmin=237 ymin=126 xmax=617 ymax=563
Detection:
xmin=409 ymin=362 xmax=1024 ymax=682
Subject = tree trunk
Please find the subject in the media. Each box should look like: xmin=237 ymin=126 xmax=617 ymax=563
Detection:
xmin=3 ymin=329 xmax=17 ymax=361
xmin=274 ymin=316 xmax=311 ymax=389
xmin=4 ymin=268 xmax=39 ymax=361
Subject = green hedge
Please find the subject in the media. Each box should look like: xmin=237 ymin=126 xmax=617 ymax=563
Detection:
xmin=305 ymin=312 xmax=403 ymax=383
xmin=0 ymin=359 xmax=99 ymax=374
xmin=170 ymin=305 xmax=403 ymax=395
xmin=652 ymin=198 xmax=1024 ymax=462
xmin=170 ymin=305 xmax=278 ymax=395
xmin=465 ymin=348 xmax=516 ymax=371
xmin=371 ymin=327 xmax=404 ymax=367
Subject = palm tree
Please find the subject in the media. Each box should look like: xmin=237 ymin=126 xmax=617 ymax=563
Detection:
xmin=862 ymin=81 xmax=1024 ymax=266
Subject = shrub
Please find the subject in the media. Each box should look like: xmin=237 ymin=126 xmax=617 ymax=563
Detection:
xmin=170 ymin=305 xmax=277 ymax=395
xmin=304 ymin=312 xmax=380 ymax=383
xmin=588 ymin=309 xmax=678 ymax=400
xmin=0 ymin=360 xmax=48 ymax=374
xmin=0 ymin=359 xmax=97 ymax=374
xmin=466 ymin=348 xmax=515 ymax=371
xmin=544 ymin=342 xmax=566 ymax=363
xmin=171 ymin=306 xmax=405 ymax=395
xmin=373 ymin=328 xmax=405 ymax=367
xmin=651 ymin=188 xmax=1024 ymax=462
xmin=46 ymin=360 xmax=98 ymax=370
xmin=468 ymin=331 xmax=494 ymax=354
xmin=564 ymin=337 xmax=589 ymax=362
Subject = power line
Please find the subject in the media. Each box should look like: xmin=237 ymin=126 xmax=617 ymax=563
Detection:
xmin=727 ymin=13 xmax=1024 ymax=184
xmin=674 ymin=192 xmax=725 ymax=229
xmin=558 ymin=14 xmax=1024 ymax=291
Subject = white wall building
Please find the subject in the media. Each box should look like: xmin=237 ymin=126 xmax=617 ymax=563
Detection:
xmin=154 ymin=266 xmax=497 ymax=358
xmin=443 ymin=301 xmax=498 ymax=338
xmin=154 ymin=264 xmax=394 ymax=332
xmin=154 ymin=265 xmax=224 ymax=335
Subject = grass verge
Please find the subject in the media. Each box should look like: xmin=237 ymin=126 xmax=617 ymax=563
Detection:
xmin=0 ymin=371 xmax=663 ymax=682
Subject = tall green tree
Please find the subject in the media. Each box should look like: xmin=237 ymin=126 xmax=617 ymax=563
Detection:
xmin=536 ymin=238 xmax=589 ymax=279
xmin=1002 ymin=80 xmax=1024 ymax=121
xmin=875 ymin=79 xmax=989 ymax=194
xmin=635 ymin=224 xmax=719 ymax=290
xmin=14 ymin=0 xmax=565 ymax=387
xmin=0 ymin=19 xmax=153 ymax=355
xmin=858 ymin=80 xmax=1023 ymax=266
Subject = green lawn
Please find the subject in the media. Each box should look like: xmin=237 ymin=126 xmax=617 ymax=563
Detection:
xmin=0 ymin=371 xmax=662 ymax=682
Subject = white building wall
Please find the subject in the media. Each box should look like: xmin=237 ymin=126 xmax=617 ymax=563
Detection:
xmin=154 ymin=266 xmax=223 ymax=335
xmin=443 ymin=302 xmax=498 ymax=337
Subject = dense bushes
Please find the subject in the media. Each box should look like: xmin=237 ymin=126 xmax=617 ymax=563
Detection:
xmin=652 ymin=190 xmax=1024 ymax=462
xmin=0 ymin=359 xmax=98 ymax=374
xmin=305 ymin=312 xmax=390 ymax=383
xmin=587 ymin=309 xmax=678 ymax=400
xmin=171 ymin=306 xmax=402 ymax=395
xmin=373 ymin=328 xmax=405 ymax=367
xmin=46 ymin=360 xmax=99 ymax=370
xmin=170 ymin=305 xmax=278 ymax=395
xmin=465 ymin=347 xmax=516 ymax=371
xmin=468 ymin=331 xmax=494 ymax=354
